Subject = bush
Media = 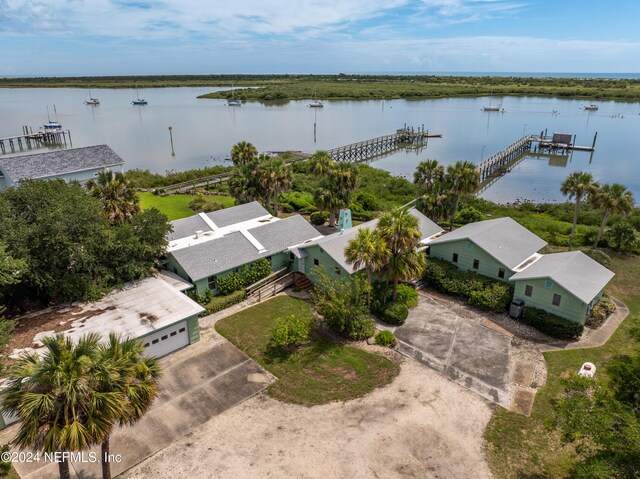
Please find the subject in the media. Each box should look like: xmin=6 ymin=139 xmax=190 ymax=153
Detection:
xmin=280 ymin=191 xmax=315 ymax=211
xmin=455 ymin=207 xmax=483 ymax=225
xmin=188 ymin=194 xmax=226 ymax=213
xmin=521 ymin=306 xmax=584 ymax=340
xmin=468 ymin=283 xmax=512 ymax=313
xmin=382 ymin=302 xmax=409 ymax=325
xmin=310 ymin=211 xmax=329 ymax=225
xmin=267 ymin=314 xmax=313 ymax=351
xmin=395 ymin=284 xmax=419 ymax=309
xmin=202 ymin=289 xmax=247 ymax=315
xmin=586 ymin=295 xmax=617 ymax=329
xmin=216 ymin=258 xmax=273 ymax=295
xmin=375 ymin=330 xmax=397 ymax=347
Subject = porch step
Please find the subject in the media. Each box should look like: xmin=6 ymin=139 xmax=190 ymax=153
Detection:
xmin=294 ymin=275 xmax=313 ymax=291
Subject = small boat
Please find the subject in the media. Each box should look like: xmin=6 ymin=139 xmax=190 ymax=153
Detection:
xmin=84 ymin=89 xmax=100 ymax=105
xmin=132 ymin=86 xmax=147 ymax=105
xmin=42 ymin=121 xmax=63 ymax=132
xmin=583 ymin=104 xmax=599 ymax=111
xmin=228 ymin=84 xmax=241 ymax=106
xmin=308 ymin=86 xmax=324 ymax=108
xmin=482 ymin=105 xmax=502 ymax=112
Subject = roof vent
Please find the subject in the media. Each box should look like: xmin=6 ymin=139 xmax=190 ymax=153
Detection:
xmin=195 ymin=230 xmax=204 ymax=239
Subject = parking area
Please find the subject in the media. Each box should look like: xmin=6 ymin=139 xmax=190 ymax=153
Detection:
xmin=7 ymin=338 xmax=273 ymax=479
xmin=393 ymin=293 xmax=512 ymax=407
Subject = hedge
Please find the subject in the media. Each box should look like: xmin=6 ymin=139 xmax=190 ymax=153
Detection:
xmin=521 ymin=306 xmax=584 ymax=340
xmin=310 ymin=211 xmax=329 ymax=225
xmin=382 ymin=302 xmax=409 ymax=325
xmin=216 ymin=258 xmax=273 ymax=295
xmin=202 ymin=289 xmax=247 ymax=315
xmin=424 ymin=258 xmax=512 ymax=313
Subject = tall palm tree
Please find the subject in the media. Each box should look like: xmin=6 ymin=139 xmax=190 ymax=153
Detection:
xmin=230 ymin=141 xmax=258 ymax=166
xmin=345 ymin=228 xmax=389 ymax=285
xmin=414 ymin=159 xmax=444 ymax=191
xmin=307 ymin=151 xmax=335 ymax=177
xmin=560 ymin=171 xmax=595 ymax=250
xmin=87 ymin=170 xmax=140 ymax=224
xmin=259 ymin=159 xmax=293 ymax=217
xmin=97 ymin=334 xmax=161 ymax=479
xmin=314 ymin=184 xmax=341 ymax=226
xmin=445 ymin=161 xmax=479 ymax=230
xmin=2 ymin=334 xmax=123 ymax=479
xmin=377 ymin=209 xmax=426 ymax=300
xmin=589 ymin=183 xmax=635 ymax=248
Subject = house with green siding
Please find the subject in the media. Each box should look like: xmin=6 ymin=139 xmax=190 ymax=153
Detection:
xmin=428 ymin=217 xmax=548 ymax=281
xmin=298 ymin=208 xmax=444 ymax=281
xmin=164 ymin=202 xmax=323 ymax=295
xmin=510 ymin=251 xmax=614 ymax=323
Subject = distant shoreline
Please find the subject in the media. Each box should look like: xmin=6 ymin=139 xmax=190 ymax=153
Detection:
xmin=2 ymin=74 xmax=640 ymax=102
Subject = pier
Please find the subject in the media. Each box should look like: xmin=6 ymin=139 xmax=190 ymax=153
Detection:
xmin=0 ymin=126 xmax=72 ymax=154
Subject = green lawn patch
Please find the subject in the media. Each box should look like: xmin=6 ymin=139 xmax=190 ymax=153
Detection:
xmin=484 ymin=252 xmax=640 ymax=478
xmin=215 ymin=295 xmax=399 ymax=405
xmin=138 ymin=192 xmax=234 ymax=220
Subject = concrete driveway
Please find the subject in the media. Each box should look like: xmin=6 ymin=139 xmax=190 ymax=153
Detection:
xmin=7 ymin=339 xmax=274 ymax=479
xmin=394 ymin=294 xmax=511 ymax=407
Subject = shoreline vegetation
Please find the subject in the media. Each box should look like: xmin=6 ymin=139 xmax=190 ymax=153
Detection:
xmin=2 ymin=74 xmax=640 ymax=102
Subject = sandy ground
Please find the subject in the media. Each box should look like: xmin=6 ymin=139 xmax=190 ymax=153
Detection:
xmin=123 ymin=359 xmax=494 ymax=479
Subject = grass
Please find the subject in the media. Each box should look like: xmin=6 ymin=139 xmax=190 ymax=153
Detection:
xmin=215 ymin=295 xmax=400 ymax=405
xmin=484 ymin=251 xmax=640 ymax=478
xmin=138 ymin=192 xmax=235 ymax=220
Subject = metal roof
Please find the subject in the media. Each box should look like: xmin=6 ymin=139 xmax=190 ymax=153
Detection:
xmin=169 ymin=214 xmax=321 ymax=281
xmin=303 ymin=208 xmax=443 ymax=274
xmin=509 ymin=251 xmax=614 ymax=304
xmin=0 ymin=145 xmax=124 ymax=181
xmin=429 ymin=217 xmax=547 ymax=270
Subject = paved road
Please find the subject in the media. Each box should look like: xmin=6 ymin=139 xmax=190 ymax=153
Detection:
xmin=394 ymin=294 xmax=512 ymax=407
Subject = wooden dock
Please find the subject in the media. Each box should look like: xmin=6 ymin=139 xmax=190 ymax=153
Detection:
xmin=0 ymin=127 xmax=72 ymax=154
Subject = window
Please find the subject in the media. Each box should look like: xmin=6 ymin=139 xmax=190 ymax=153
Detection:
xmin=161 ymin=335 xmax=168 ymax=341
xmin=208 ymin=275 xmax=217 ymax=290
xmin=314 ymin=258 xmax=319 ymax=266
xmin=452 ymin=253 xmax=458 ymax=263
xmin=290 ymin=253 xmax=295 ymax=261
xmin=525 ymin=284 xmax=533 ymax=297
xmin=552 ymin=294 xmax=562 ymax=306
xmin=152 ymin=339 xmax=159 ymax=345
xmin=170 ymin=331 xmax=177 ymax=337
xmin=334 ymin=267 xmax=341 ymax=275
xmin=179 ymin=327 xmax=186 ymax=333
xmin=472 ymin=259 xmax=479 ymax=270
xmin=466 ymin=241 xmax=473 ymax=250
xmin=498 ymin=268 xmax=505 ymax=279
xmin=545 ymin=280 xmax=553 ymax=289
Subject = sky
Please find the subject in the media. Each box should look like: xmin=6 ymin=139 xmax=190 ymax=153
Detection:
xmin=1 ymin=0 xmax=640 ymax=76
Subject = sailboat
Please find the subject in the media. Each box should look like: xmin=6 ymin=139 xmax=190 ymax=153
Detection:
xmin=482 ymin=91 xmax=504 ymax=112
xmin=583 ymin=104 xmax=599 ymax=111
xmin=228 ymin=85 xmax=241 ymax=107
xmin=132 ymin=86 xmax=147 ymax=105
xmin=84 ymin=89 xmax=100 ymax=105
xmin=41 ymin=106 xmax=62 ymax=132
xmin=308 ymin=86 xmax=323 ymax=108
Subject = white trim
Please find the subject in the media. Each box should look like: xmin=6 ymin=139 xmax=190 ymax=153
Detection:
xmin=198 ymin=212 xmax=219 ymax=231
xmin=241 ymin=229 xmax=266 ymax=253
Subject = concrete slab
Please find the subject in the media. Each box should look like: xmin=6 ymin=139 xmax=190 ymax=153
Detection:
xmin=510 ymin=388 xmax=536 ymax=416
xmin=10 ymin=340 xmax=274 ymax=479
xmin=395 ymin=295 xmax=511 ymax=408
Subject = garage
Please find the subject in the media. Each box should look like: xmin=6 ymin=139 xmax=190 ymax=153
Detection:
xmin=142 ymin=321 xmax=190 ymax=357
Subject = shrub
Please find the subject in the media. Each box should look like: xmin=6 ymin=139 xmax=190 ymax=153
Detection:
xmin=521 ymin=306 xmax=584 ymax=340
xmin=455 ymin=207 xmax=483 ymax=225
xmin=267 ymin=314 xmax=313 ymax=351
xmin=586 ymin=295 xmax=617 ymax=329
xmin=188 ymin=194 xmax=226 ymax=213
xmin=395 ymin=284 xmax=419 ymax=309
xmin=202 ymin=289 xmax=247 ymax=315
xmin=375 ymin=330 xmax=397 ymax=347
xmin=216 ymin=272 xmax=245 ymax=295
xmin=310 ymin=211 xmax=329 ymax=225
xmin=280 ymin=191 xmax=315 ymax=211
xmin=468 ymin=283 xmax=512 ymax=313
xmin=215 ymin=258 xmax=273 ymax=295
xmin=382 ymin=302 xmax=409 ymax=325
xmin=352 ymin=191 xmax=379 ymax=211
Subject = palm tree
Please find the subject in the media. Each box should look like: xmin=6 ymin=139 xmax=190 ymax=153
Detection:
xmin=230 ymin=141 xmax=258 ymax=166
xmin=589 ymin=183 xmax=635 ymax=248
xmin=345 ymin=228 xmax=389 ymax=285
xmin=87 ymin=170 xmax=140 ymax=224
xmin=307 ymin=151 xmax=335 ymax=177
xmin=259 ymin=159 xmax=293 ymax=217
xmin=445 ymin=161 xmax=479 ymax=230
xmin=2 ymin=334 xmax=123 ymax=479
xmin=560 ymin=171 xmax=595 ymax=250
xmin=414 ymin=159 xmax=444 ymax=191
xmin=377 ymin=209 xmax=426 ymax=300
xmin=97 ymin=335 xmax=161 ymax=479
xmin=314 ymin=185 xmax=341 ymax=226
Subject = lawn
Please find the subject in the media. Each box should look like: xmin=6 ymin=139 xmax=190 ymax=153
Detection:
xmin=138 ymin=192 xmax=235 ymax=221
xmin=484 ymin=251 xmax=640 ymax=478
xmin=215 ymin=295 xmax=400 ymax=405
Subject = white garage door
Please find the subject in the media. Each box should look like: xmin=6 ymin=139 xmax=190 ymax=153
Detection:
xmin=142 ymin=321 xmax=189 ymax=357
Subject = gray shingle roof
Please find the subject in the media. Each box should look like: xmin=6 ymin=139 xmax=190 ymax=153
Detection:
xmin=0 ymin=145 xmax=124 ymax=181
xmin=168 ymin=215 xmax=213 ymax=241
xmin=429 ymin=217 xmax=547 ymax=270
xmin=169 ymin=214 xmax=321 ymax=281
xmin=206 ymin=201 xmax=269 ymax=228
xmin=303 ymin=208 xmax=443 ymax=274
xmin=509 ymin=251 xmax=614 ymax=303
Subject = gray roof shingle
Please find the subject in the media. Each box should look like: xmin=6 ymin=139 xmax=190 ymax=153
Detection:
xmin=509 ymin=251 xmax=614 ymax=303
xmin=0 ymin=145 xmax=124 ymax=181
xmin=429 ymin=217 xmax=547 ymax=270
xmin=206 ymin=201 xmax=269 ymax=228
xmin=169 ymin=214 xmax=321 ymax=281
xmin=168 ymin=215 xmax=213 ymax=241
xmin=302 ymin=208 xmax=443 ymax=274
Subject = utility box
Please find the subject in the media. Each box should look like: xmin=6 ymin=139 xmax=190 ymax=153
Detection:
xmin=510 ymin=299 xmax=525 ymax=319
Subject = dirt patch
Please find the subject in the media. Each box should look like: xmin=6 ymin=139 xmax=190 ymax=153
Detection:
xmin=123 ymin=360 xmax=494 ymax=479
xmin=510 ymin=388 xmax=536 ymax=416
